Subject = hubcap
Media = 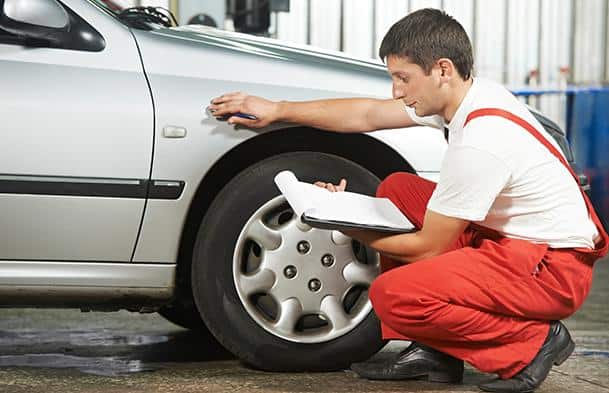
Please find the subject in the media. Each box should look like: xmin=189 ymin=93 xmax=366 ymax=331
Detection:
xmin=233 ymin=196 xmax=380 ymax=343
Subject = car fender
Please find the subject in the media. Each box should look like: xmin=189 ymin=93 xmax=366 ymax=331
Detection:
xmin=130 ymin=27 xmax=446 ymax=263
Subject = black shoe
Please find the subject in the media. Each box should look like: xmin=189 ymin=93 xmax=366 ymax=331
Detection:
xmin=350 ymin=342 xmax=464 ymax=383
xmin=478 ymin=321 xmax=575 ymax=393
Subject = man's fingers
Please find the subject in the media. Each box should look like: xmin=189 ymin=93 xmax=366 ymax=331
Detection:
xmin=209 ymin=101 xmax=243 ymax=117
xmin=314 ymin=181 xmax=336 ymax=192
xmin=227 ymin=116 xmax=259 ymax=127
xmin=210 ymin=96 xmax=227 ymax=105
xmin=210 ymin=92 xmax=243 ymax=104
xmin=313 ymin=180 xmax=346 ymax=192
xmin=208 ymin=105 xmax=229 ymax=117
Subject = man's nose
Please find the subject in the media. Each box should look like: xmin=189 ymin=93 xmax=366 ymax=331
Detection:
xmin=392 ymin=84 xmax=404 ymax=100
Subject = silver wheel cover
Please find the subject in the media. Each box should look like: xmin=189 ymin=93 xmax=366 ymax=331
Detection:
xmin=233 ymin=196 xmax=380 ymax=344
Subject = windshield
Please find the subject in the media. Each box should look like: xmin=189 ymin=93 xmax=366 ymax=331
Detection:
xmin=88 ymin=0 xmax=127 ymax=13
xmin=88 ymin=0 xmax=177 ymax=29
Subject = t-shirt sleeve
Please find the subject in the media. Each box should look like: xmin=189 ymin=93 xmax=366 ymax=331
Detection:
xmin=404 ymin=105 xmax=444 ymax=129
xmin=427 ymin=145 xmax=511 ymax=221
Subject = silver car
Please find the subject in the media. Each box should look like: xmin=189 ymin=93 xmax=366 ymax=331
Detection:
xmin=0 ymin=0 xmax=581 ymax=371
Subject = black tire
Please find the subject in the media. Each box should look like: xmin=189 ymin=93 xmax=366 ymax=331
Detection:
xmin=158 ymin=298 xmax=229 ymax=351
xmin=158 ymin=299 xmax=209 ymax=331
xmin=191 ymin=152 xmax=385 ymax=371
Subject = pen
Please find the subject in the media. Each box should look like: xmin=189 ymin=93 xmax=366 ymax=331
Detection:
xmin=205 ymin=106 xmax=258 ymax=121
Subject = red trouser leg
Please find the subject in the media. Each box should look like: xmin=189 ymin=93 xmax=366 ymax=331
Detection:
xmin=372 ymin=172 xmax=595 ymax=378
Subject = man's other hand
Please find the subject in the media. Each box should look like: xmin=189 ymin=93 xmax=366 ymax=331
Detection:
xmin=314 ymin=179 xmax=347 ymax=192
xmin=208 ymin=92 xmax=278 ymax=128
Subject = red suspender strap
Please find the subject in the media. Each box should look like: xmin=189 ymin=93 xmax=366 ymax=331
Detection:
xmin=464 ymin=108 xmax=608 ymax=258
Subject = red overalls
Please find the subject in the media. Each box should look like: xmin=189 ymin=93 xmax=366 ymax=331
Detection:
xmin=369 ymin=109 xmax=609 ymax=379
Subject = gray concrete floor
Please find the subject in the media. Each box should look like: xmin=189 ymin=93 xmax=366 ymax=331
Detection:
xmin=0 ymin=258 xmax=607 ymax=393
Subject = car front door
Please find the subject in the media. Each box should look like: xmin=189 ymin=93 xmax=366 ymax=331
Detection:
xmin=0 ymin=0 xmax=153 ymax=261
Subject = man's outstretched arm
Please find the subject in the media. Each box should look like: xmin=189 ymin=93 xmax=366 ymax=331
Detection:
xmin=344 ymin=210 xmax=470 ymax=264
xmin=208 ymin=92 xmax=418 ymax=132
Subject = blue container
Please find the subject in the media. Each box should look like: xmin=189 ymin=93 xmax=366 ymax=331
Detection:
xmin=569 ymin=87 xmax=609 ymax=229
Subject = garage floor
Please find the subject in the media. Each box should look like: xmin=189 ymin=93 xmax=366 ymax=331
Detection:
xmin=0 ymin=258 xmax=607 ymax=393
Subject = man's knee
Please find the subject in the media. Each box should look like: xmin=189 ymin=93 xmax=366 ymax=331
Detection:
xmin=376 ymin=172 xmax=419 ymax=198
xmin=369 ymin=271 xmax=421 ymax=322
xmin=369 ymin=273 xmax=394 ymax=322
xmin=369 ymin=267 xmax=442 ymax=327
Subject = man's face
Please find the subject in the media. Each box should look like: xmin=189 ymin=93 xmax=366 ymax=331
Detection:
xmin=387 ymin=55 xmax=443 ymax=118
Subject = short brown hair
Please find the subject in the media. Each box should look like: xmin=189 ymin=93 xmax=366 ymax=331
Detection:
xmin=379 ymin=8 xmax=473 ymax=80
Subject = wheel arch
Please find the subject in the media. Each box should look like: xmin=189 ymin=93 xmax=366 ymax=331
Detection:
xmin=172 ymin=127 xmax=415 ymax=299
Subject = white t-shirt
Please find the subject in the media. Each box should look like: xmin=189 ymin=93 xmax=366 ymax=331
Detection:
xmin=406 ymin=77 xmax=598 ymax=249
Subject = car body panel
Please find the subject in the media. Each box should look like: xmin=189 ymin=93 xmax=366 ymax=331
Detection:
xmin=0 ymin=0 xmax=153 ymax=261
xmin=0 ymin=260 xmax=174 ymax=306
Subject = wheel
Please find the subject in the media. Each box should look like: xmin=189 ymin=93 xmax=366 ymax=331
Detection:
xmin=192 ymin=152 xmax=385 ymax=371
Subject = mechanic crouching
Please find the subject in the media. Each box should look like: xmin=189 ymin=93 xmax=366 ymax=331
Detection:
xmin=209 ymin=8 xmax=609 ymax=392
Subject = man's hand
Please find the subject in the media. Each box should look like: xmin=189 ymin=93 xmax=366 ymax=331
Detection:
xmin=314 ymin=179 xmax=347 ymax=192
xmin=208 ymin=92 xmax=279 ymax=128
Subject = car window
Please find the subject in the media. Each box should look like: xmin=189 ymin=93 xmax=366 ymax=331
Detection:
xmin=87 ymin=0 xmax=175 ymax=30
xmin=88 ymin=0 xmax=120 ymax=16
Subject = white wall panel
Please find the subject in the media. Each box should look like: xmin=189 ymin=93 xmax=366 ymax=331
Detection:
xmin=573 ymin=0 xmax=605 ymax=82
xmin=506 ymin=0 xmax=540 ymax=86
xmin=409 ymin=0 xmax=441 ymax=12
xmin=310 ymin=0 xmax=341 ymax=50
xmin=374 ymin=0 xmax=409 ymax=60
xmin=276 ymin=0 xmax=308 ymax=44
xmin=344 ymin=0 xmax=374 ymax=59
xmin=539 ymin=0 xmax=571 ymax=85
xmin=538 ymin=0 xmax=572 ymax=128
xmin=443 ymin=0 xmax=474 ymax=41
xmin=475 ymin=0 xmax=506 ymax=82
xmin=272 ymin=0 xmax=607 ymax=89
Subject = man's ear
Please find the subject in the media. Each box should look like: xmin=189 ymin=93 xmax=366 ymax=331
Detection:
xmin=437 ymin=58 xmax=454 ymax=81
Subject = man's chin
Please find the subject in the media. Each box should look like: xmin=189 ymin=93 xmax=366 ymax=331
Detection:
xmin=415 ymin=107 xmax=439 ymax=118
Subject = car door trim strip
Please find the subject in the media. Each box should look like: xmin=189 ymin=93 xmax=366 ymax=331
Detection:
xmin=0 ymin=174 xmax=184 ymax=200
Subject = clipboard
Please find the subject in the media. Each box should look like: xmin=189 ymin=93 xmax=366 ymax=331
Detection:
xmin=275 ymin=170 xmax=416 ymax=233
xmin=301 ymin=213 xmax=417 ymax=233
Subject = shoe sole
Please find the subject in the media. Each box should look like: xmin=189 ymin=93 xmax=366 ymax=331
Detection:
xmin=477 ymin=338 xmax=575 ymax=393
xmin=358 ymin=371 xmax=463 ymax=383
xmin=428 ymin=370 xmax=464 ymax=383
xmin=554 ymin=338 xmax=575 ymax=366
xmin=352 ymin=364 xmax=463 ymax=383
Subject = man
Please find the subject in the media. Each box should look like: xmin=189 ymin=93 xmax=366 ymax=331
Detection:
xmin=208 ymin=8 xmax=608 ymax=392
